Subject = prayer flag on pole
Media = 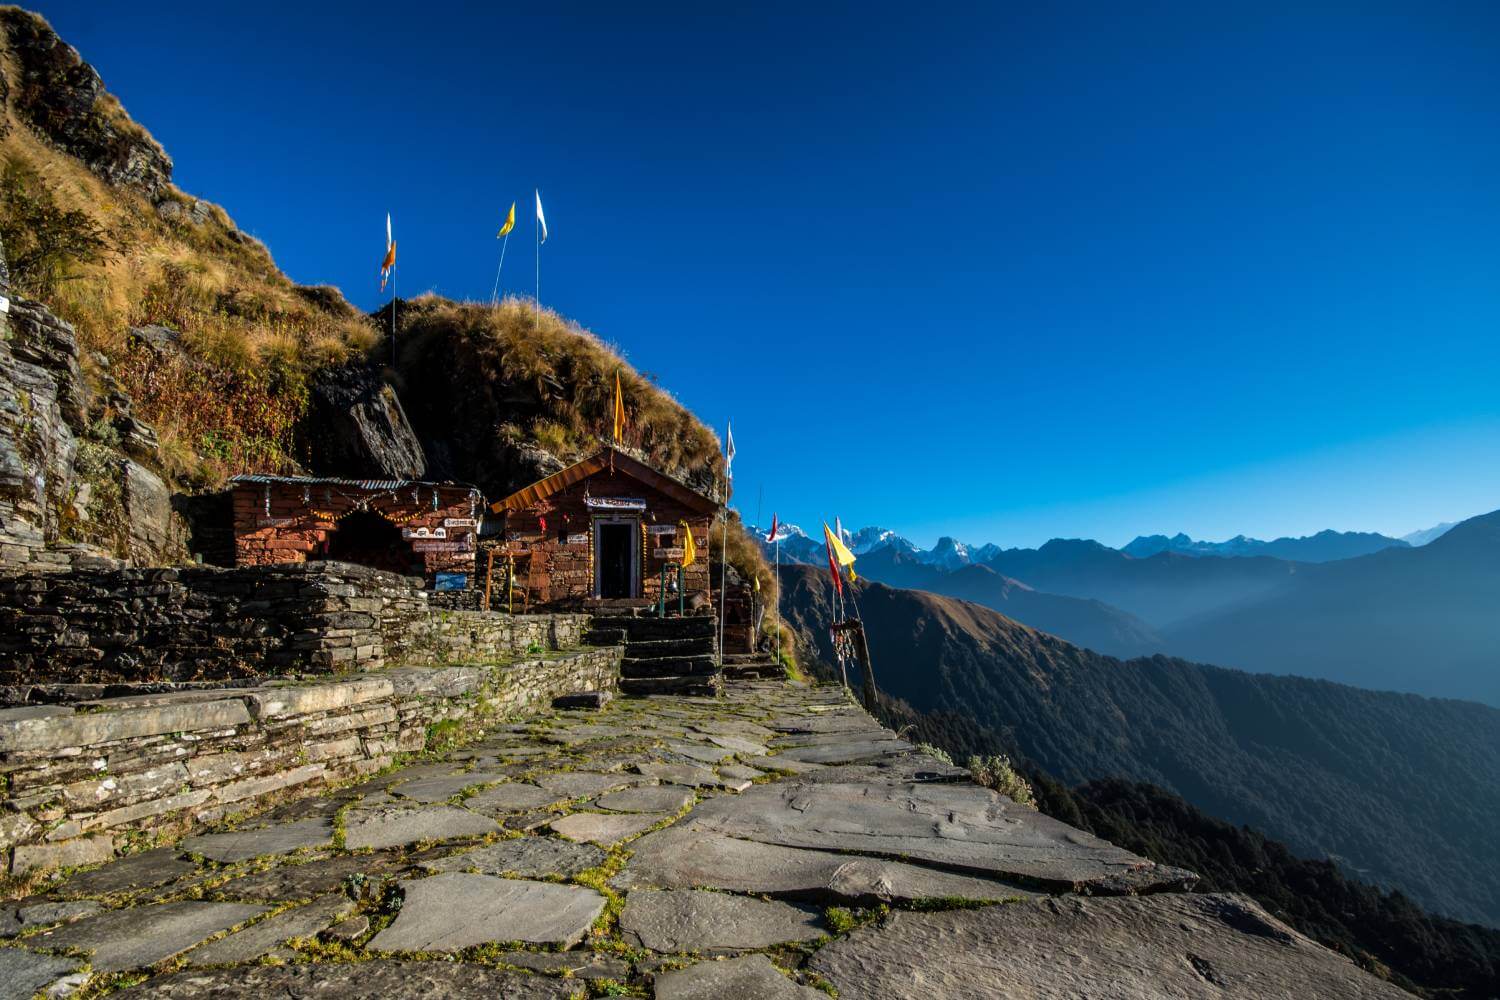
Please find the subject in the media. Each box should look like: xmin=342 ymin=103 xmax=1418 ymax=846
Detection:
xmin=612 ymin=372 xmax=625 ymax=443
xmin=826 ymin=538 xmax=843 ymax=597
xmin=497 ymin=202 xmax=516 ymax=238
xmin=379 ymin=213 xmax=396 ymax=291
xmin=536 ymin=190 xmax=548 ymax=245
xmin=766 ymin=514 xmax=779 ymax=543
xmin=680 ymin=521 xmax=697 ymax=568
xmin=824 ymin=522 xmax=858 ymax=581
xmin=725 ymin=422 xmax=736 ymax=476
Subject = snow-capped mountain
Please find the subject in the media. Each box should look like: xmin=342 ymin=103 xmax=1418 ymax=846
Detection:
xmin=919 ymin=536 xmax=972 ymax=570
xmin=842 ymin=526 xmax=919 ymax=557
xmin=1402 ymin=522 xmax=1457 ymax=547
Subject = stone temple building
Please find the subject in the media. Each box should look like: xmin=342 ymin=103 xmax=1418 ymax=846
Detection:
xmin=488 ymin=446 xmax=720 ymax=609
xmin=230 ymin=474 xmax=484 ymax=586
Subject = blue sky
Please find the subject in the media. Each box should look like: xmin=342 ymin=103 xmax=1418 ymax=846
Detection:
xmin=40 ymin=2 xmax=1500 ymax=548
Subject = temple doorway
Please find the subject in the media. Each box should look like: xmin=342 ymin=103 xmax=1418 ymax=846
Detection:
xmin=315 ymin=509 xmax=417 ymax=576
xmin=595 ymin=518 xmax=639 ymax=598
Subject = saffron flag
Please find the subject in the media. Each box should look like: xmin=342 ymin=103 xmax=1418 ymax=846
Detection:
xmin=536 ymin=189 xmax=549 ymax=244
xmin=766 ymin=513 xmax=779 ymax=544
xmin=497 ymin=202 xmax=516 ymax=238
xmin=823 ymin=522 xmax=858 ymax=581
xmin=680 ymin=521 xmax=696 ymax=568
xmin=379 ymin=213 xmax=396 ymax=291
xmin=612 ymin=372 xmax=625 ymax=443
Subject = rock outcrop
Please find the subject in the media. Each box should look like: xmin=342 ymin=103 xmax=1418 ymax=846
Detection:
xmin=0 ymin=8 xmax=173 ymax=196
xmin=302 ymin=365 xmax=426 ymax=480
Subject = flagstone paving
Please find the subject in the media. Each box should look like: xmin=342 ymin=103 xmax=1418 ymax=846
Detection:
xmin=0 ymin=680 xmax=1410 ymax=998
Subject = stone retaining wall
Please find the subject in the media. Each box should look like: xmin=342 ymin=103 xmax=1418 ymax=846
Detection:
xmin=0 ymin=561 xmax=591 ymax=689
xmin=0 ymin=646 xmax=621 ymax=876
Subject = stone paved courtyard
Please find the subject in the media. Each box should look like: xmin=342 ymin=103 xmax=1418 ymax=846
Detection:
xmin=0 ymin=681 xmax=1406 ymax=998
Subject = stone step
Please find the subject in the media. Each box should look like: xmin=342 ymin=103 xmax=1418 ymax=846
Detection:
xmin=551 ymin=690 xmax=613 ymax=710
xmin=723 ymin=660 xmax=784 ymax=681
xmin=621 ymin=656 xmax=720 ymax=678
xmin=582 ymin=628 xmax=627 ymax=647
xmin=620 ymin=674 xmax=724 ymax=698
xmin=589 ymin=616 xmax=717 ymax=641
xmin=624 ymin=636 xmax=716 ymax=656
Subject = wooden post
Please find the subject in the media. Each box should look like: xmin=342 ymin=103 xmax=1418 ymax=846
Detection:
xmin=832 ymin=619 xmax=879 ymax=712
xmin=482 ymin=549 xmax=496 ymax=612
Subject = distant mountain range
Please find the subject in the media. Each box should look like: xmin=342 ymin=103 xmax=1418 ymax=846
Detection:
xmin=759 ymin=513 xmax=1495 ymax=704
xmin=776 ymin=563 xmax=1500 ymax=927
xmin=1120 ymin=529 xmax=1407 ymax=562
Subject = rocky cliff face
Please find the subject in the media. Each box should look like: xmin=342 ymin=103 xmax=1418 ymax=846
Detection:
xmin=302 ymin=365 xmax=427 ymax=481
xmin=0 ymin=7 xmax=172 ymax=195
xmin=0 ymin=285 xmax=185 ymax=570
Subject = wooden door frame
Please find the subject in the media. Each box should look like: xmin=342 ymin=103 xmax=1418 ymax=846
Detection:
xmin=592 ymin=515 xmax=641 ymax=598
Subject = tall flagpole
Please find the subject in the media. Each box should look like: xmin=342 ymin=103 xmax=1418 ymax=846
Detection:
xmin=774 ymin=532 xmax=781 ymax=666
xmin=490 ymin=232 xmax=510 ymax=305
xmin=534 ymin=189 xmax=542 ymax=333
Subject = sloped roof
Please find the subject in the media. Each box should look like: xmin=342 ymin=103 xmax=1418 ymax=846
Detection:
xmin=231 ymin=474 xmax=480 ymax=494
xmin=490 ymin=447 xmax=719 ymax=516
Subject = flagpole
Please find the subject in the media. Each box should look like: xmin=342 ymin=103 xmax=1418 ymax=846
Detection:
xmin=774 ymin=533 xmax=781 ymax=667
xmin=535 ymin=191 xmax=541 ymax=334
xmin=491 ymin=232 xmax=509 ymax=306
xmin=390 ymin=267 xmax=396 ymax=368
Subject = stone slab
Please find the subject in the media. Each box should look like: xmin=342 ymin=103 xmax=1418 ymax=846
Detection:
xmin=620 ymin=888 xmax=824 ymax=952
xmin=33 ymin=900 xmax=267 ymax=972
xmin=0 ymin=947 xmax=83 ymax=1000
xmin=463 ymin=782 xmax=564 ymax=813
xmin=341 ymin=806 xmax=499 ymax=850
xmin=655 ymin=955 xmax=825 ymax=1000
xmin=634 ymin=761 xmax=721 ymax=787
xmin=420 ymin=837 xmax=606 ymax=878
xmin=183 ymin=818 xmax=334 ymax=862
xmin=668 ymin=743 xmax=733 ymax=764
xmin=186 ymin=893 xmax=354 ymax=965
xmin=0 ymin=699 xmax=252 ymax=752
xmin=55 ymin=847 xmax=195 ymax=899
xmin=211 ymin=851 xmax=417 ymax=901
xmin=807 ymin=893 xmax=1412 ymax=999
xmin=532 ymin=770 xmax=643 ymax=799
xmin=616 ymin=827 xmax=1034 ymax=904
xmin=774 ymin=738 xmax=912 ymax=765
xmin=244 ymin=678 xmax=393 ymax=719
xmin=686 ymin=779 xmax=1194 ymax=893
xmin=550 ymin=811 xmax=668 ymax=846
xmin=389 ymin=772 xmax=507 ymax=803
xmin=369 ymin=873 xmax=604 ymax=951
xmin=595 ymin=784 xmax=695 ymax=814
xmin=115 ymin=961 xmax=581 ymax=999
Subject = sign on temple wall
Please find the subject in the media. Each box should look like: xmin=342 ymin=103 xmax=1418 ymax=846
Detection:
xmin=565 ymin=533 xmax=589 ymax=545
xmin=403 ymin=526 xmax=448 ymax=539
xmin=646 ymin=524 xmax=679 ymax=535
xmin=653 ymin=547 xmax=685 ymax=559
xmin=443 ymin=518 xmax=477 ymax=527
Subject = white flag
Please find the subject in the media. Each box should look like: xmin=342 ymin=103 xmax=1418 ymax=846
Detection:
xmin=725 ymin=421 xmax=736 ymax=474
xmin=536 ymin=189 xmax=548 ymax=245
xmin=836 ymin=516 xmax=844 ymax=542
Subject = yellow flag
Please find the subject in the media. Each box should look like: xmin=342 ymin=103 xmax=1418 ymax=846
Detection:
xmin=497 ymin=202 xmax=515 ymax=238
xmin=612 ymin=372 xmax=625 ymax=443
xmin=680 ymin=521 xmax=696 ymax=568
xmin=823 ymin=522 xmax=858 ymax=580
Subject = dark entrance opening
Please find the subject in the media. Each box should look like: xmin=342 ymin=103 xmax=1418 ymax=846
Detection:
xmin=315 ymin=509 xmax=418 ymax=576
xmin=597 ymin=522 xmax=635 ymax=598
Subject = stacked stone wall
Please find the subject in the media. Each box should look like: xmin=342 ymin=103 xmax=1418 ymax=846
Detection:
xmin=0 ymin=646 xmax=621 ymax=876
xmin=0 ymin=561 xmax=593 ymax=688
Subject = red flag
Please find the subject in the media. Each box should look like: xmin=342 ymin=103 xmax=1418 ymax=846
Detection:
xmin=766 ymin=514 xmax=778 ymax=544
xmin=826 ymin=538 xmax=843 ymax=597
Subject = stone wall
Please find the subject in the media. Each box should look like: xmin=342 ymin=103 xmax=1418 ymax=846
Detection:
xmin=0 ymin=646 xmax=621 ymax=876
xmin=0 ymin=561 xmax=593 ymax=689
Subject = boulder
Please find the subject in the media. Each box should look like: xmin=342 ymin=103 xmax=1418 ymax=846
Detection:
xmin=303 ymin=365 xmax=426 ymax=480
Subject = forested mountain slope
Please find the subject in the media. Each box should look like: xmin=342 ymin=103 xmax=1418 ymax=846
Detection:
xmin=776 ymin=564 xmax=1500 ymax=927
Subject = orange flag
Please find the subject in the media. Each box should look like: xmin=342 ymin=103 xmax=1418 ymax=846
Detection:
xmin=612 ymin=372 xmax=625 ymax=443
xmin=379 ymin=213 xmax=396 ymax=291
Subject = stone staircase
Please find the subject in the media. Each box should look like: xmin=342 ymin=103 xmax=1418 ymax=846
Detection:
xmin=585 ymin=614 xmax=723 ymax=696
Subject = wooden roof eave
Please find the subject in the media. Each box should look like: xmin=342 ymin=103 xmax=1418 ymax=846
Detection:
xmin=490 ymin=447 xmax=719 ymax=517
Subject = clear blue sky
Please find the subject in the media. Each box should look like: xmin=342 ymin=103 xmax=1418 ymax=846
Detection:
xmin=40 ymin=1 xmax=1500 ymax=548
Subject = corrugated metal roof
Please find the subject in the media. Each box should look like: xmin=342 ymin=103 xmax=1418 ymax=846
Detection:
xmin=229 ymin=474 xmax=480 ymax=493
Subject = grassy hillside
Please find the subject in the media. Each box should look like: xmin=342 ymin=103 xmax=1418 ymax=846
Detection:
xmin=777 ymin=563 xmax=1500 ymax=928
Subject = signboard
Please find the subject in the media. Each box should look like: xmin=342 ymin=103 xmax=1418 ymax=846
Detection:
xmin=412 ymin=539 xmax=473 ymax=553
xmin=256 ymin=517 xmax=295 ymax=528
xmin=653 ymin=547 xmax=685 ymax=560
xmin=585 ymin=496 xmax=647 ymax=511
xmin=0 ymin=295 xmax=10 ymax=315
xmin=646 ymin=524 xmax=679 ymax=535
xmin=433 ymin=572 xmax=468 ymax=591
xmin=565 ymin=533 xmax=588 ymax=545
xmin=403 ymin=526 xmax=447 ymax=539
xmin=443 ymin=518 xmax=477 ymax=528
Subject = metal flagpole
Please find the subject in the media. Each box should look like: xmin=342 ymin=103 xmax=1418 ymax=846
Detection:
xmin=774 ymin=532 xmax=781 ymax=666
xmin=490 ymin=231 xmax=510 ymax=306
xmin=535 ymin=200 xmax=540 ymax=333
